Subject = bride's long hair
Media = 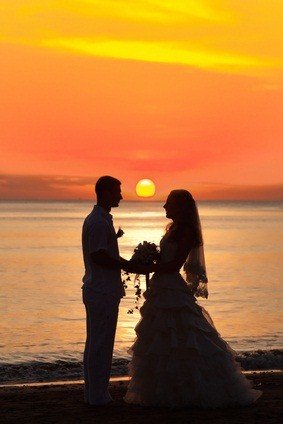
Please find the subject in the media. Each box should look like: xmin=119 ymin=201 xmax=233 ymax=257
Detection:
xmin=165 ymin=190 xmax=203 ymax=247
xmin=165 ymin=189 xmax=208 ymax=298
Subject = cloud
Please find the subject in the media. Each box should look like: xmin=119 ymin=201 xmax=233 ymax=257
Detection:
xmin=41 ymin=38 xmax=274 ymax=75
xmin=1 ymin=174 xmax=282 ymax=201
xmin=0 ymin=174 xmax=97 ymax=200
xmin=195 ymin=183 xmax=283 ymax=201
xmin=1 ymin=1 xmax=282 ymax=76
xmin=125 ymin=153 xmax=209 ymax=173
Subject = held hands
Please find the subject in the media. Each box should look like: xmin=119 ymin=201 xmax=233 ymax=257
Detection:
xmin=130 ymin=259 xmax=157 ymax=274
xmin=130 ymin=261 xmax=152 ymax=275
xmin=120 ymin=258 xmax=152 ymax=275
xmin=122 ymin=240 xmax=159 ymax=275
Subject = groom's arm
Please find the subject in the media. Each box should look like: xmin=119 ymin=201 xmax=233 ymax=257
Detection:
xmin=88 ymin=221 xmax=145 ymax=273
xmin=88 ymin=220 xmax=128 ymax=270
xmin=91 ymin=251 xmax=142 ymax=273
xmin=120 ymin=257 xmax=146 ymax=274
xmin=91 ymin=250 xmax=122 ymax=269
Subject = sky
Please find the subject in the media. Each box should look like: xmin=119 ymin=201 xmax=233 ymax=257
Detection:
xmin=0 ymin=0 xmax=282 ymax=200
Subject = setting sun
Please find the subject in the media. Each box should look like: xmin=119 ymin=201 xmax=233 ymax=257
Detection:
xmin=135 ymin=179 xmax=156 ymax=198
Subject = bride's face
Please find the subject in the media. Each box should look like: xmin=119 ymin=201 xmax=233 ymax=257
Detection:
xmin=163 ymin=194 xmax=180 ymax=220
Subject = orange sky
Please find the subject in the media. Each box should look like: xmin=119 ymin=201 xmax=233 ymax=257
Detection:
xmin=0 ymin=1 xmax=282 ymax=200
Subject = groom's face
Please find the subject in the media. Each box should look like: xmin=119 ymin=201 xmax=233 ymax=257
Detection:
xmin=108 ymin=184 xmax=123 ymax=207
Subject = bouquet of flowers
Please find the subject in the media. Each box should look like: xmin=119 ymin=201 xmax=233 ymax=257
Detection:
xmin=123 ymin=241 xmax=160 ymax=314
xmin=131 ymin=241 xmax=160 ymax=266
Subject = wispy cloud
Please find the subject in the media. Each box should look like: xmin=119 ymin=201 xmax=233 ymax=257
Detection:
xmin=0 ymin=174 xmax=96 ymax=200
xmin=41 ymin=37 xmax=275 ymax=74
xmin=198 ymin=183 xmax=283 ymax=201
xmin=1 ymin=174 xmax=282 ymax=201
xmin=77 ymin=0 xmax=231 ymax=23
xmin=1 ymin=1 xmax=282 ymax=76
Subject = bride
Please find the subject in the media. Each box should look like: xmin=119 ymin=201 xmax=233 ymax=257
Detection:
xmin=124 ymin=189 xmax=262 ymax=408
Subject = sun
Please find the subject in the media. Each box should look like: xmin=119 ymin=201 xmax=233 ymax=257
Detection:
xmin=135 ymin=179 xmax=156 ymax=198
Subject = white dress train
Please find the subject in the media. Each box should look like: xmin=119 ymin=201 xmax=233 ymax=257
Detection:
xmin=124 ymin=236 xmax=262 ymax=408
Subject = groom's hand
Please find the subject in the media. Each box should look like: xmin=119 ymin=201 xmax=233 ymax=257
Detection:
xmin=120 ymin=258 xmax=148 ymax=274
xmin=120 ymin=258 xmax=137 ymax=273
xmin=128 ymin=261 xmax=149 ymax=275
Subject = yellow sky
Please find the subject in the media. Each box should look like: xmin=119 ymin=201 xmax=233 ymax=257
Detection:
xmin=0 ymin=1 xmax=282 ymax=200
xmin=2 ymin=1 xmax=282 ymax=73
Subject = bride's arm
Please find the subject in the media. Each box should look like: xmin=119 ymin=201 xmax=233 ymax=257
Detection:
xmin=150 ymin=234 xmax=192 ymax=274
xmin=150 ymin=252 xmax=188 ymax=273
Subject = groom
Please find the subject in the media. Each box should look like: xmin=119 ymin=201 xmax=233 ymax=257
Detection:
xmin=82 ymin=175 xmax=137 ymax=406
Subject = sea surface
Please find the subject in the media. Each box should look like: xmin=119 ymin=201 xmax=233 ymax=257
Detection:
xmin=0 ymin=200 xmax=282 ymax=383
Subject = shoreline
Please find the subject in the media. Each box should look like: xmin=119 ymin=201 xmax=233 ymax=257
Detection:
xmin=0 ymin=369 xmax=283 ymax=389
xmin=1 ymin=370 xmax=282 ymax=389
xmin=1 ymin=372 xmax=282 ymax=424
xmin=0 ymin=375 xmax=130 ymax=389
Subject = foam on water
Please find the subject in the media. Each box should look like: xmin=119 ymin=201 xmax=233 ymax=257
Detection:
xmin=0 ymin=350 xmax=281 ymax=385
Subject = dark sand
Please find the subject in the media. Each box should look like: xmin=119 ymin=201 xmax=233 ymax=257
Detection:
xmin=1 ymin=372 xmax=282 ymax=424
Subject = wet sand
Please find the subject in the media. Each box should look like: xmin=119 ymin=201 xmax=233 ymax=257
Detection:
xmin=1 ymin=372 xmax=282 ymax=424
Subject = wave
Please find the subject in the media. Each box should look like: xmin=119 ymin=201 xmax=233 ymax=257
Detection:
xmin=0 ymin=350 xmax=282 ymax=385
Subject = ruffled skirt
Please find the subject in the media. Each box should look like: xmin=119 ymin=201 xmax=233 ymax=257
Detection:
xmin=124 ymin=274 xmax=262 ymax=408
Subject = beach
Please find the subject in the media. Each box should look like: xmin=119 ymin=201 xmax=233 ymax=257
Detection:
xmin=1 ymin=372 xmax=282 ymax=424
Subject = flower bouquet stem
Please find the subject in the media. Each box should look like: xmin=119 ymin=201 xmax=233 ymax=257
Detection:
xmin=145 ymin=273 xmax=150 ymax=290
xmin=125 ymin=241 xmax=159 ymax=313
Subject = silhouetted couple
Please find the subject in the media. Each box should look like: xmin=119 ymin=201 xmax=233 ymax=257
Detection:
xmin=82 ymin=176 xmax=261 ymax=407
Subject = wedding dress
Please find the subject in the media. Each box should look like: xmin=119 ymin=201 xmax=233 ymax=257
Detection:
xmin=124 ymin=233 xmax=262 ymax=408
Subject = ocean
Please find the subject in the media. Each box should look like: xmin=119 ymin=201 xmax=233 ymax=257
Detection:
xmin=0 ymin=200 xmax=282 ymax=384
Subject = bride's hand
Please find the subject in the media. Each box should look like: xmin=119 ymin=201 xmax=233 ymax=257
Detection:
xmin=144 ymin=264 xmax=155 ymax=274
xmin=135 ymin=263 xmax=149 ymax=275
xmin=128 ymin=261 xmax=151 ymax=275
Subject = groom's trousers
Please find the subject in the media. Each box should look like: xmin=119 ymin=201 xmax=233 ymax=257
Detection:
xmin=83 ymin=291 xmax=120 ymax=405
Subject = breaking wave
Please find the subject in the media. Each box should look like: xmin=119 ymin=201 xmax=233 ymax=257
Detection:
xmin=0 ymin=349 xmax=282 ymax=385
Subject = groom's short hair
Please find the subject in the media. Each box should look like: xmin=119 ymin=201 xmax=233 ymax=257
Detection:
xmin=95 ymin=176 xmax=121 ymax=197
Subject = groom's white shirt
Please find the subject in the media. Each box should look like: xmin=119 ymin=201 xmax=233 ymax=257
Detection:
xmin=82 ymin=205 xmax=125 ymax=299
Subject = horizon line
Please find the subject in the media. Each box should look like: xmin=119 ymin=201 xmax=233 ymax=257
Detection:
xmin=1 ymin=198 xmax=282 ymax=203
